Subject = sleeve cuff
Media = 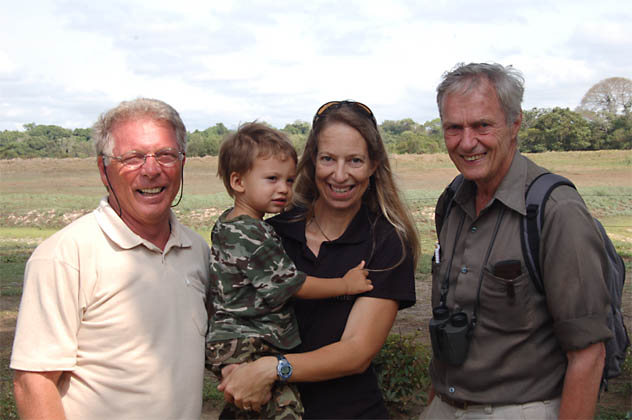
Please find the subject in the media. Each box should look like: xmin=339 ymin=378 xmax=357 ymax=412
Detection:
xmin=554 ymin=313 xmax=613 ymax=351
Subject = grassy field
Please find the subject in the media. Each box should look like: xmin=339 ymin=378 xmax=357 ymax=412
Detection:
xmin=1 ymin=150 xmax=631 ymax=418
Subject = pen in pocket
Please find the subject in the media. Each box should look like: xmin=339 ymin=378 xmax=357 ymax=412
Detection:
xmin=493 ymin=259 xmax=521 ymax=300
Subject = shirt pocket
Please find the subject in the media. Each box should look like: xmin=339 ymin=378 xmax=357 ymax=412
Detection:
xmin=478 ymin=268 xmax=533 ymax=332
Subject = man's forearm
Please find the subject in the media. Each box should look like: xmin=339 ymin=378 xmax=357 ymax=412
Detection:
xmin=13 ymin=370 xmax=66 ymax=420
xmin=558 ymin=342 xmax=605 ymax=419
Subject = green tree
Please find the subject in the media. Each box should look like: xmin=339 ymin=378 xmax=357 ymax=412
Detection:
xmin=72 ymin=128 xmax=92 ymax=142
xmin=520 ymin=108 xmax=549 ymax=152
xmin=187 ymin=123 xmax=229 ymax=157
xmin=281 ymin=121 xmax=310 ymax=154
xmin=521 ymin=108 xmax=591 ymax=151
xmin=381 ymin=119 xmax=421 ymax=136
xmin=281 ymin=120 xmax=310 ymax=136
xmin=393 ymin=131 xmax=424 ymax=154
xmin=603 ymin=113 xmax=632 ymax=149
xmin=422 ymin=118 xmax=445 ymax=152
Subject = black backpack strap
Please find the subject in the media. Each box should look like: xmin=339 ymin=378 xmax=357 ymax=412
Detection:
xmin=436 ymin=174 xmax=464 ymax=236
xmin=521 ymin=173 xmax=576 ymax=293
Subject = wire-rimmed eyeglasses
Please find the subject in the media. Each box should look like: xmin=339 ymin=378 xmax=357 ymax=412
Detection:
xmin=102 ymin=148 xmax=184 ymax=170
xmin=312 ymin=100 xmax=378 ymax=128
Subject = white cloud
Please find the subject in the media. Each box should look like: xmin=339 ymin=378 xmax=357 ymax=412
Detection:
xmin=0 ymin=0 xmax=629 ymax=131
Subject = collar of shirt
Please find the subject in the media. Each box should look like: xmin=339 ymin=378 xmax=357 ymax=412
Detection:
xmin=268 ymin=204 xmax=372 ymax=246
xmin=93 ymin=197 xmax=192 ymax=253
xmin=454 ymin=150 xmax=530 ymax=217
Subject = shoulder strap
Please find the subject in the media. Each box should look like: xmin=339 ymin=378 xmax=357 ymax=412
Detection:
xmin=436 ymin=174 xmax=464 ymax=236
xmin=521 ymin=173 xmax=576 ymax=293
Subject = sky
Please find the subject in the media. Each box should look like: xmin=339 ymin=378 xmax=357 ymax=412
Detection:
xmin=1 ymin=0 xmax=630 ymax=132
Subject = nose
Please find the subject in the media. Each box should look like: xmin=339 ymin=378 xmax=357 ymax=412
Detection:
xmin=332 ymin=161 xmax=347 ymax=183
xmin=461 ymin=127 xmax=478 ymax=150
xmin=278 ymin=181 xmax=290 ymax=194
xmin=140 ymin=154 xmax=162 ymax=176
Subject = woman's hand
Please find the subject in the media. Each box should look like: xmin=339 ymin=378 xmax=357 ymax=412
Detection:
xmin=218 ymin=356 xmax=277 ymax=412
xmin=217 ymin=297 xmax=398 ymax=410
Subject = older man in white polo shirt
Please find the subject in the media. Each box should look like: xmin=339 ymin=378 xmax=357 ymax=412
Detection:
xmin=11 ymin=98 xmax=211 ymax=420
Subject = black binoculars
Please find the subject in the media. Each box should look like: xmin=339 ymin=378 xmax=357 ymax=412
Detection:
xmin=429 ymin=306 xmax=471 ymax=366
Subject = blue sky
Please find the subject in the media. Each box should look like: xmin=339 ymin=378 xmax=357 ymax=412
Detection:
xmin=1 ymin=0 xmax=630 ymax=131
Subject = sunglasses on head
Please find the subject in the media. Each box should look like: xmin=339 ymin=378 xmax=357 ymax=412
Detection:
xmin=312 ymin=100 xmax=377 ymax=128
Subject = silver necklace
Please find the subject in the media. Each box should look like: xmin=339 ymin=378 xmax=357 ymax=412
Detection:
xmin=311 ymin=215 xmax=333 ymax=242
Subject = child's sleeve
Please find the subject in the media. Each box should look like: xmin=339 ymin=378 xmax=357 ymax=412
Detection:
xmin=247 ymin=231 xmax=306 ymax=310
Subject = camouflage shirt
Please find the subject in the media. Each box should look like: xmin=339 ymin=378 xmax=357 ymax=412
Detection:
xmin=206 ymin=209 xmax=306 ymax=349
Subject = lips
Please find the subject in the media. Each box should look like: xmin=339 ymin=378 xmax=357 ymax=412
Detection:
xmin=137 ymin=187 xmax=165 ymax=195
xmin=463 ymin=153 xmax=486 ymax=162
xmin=330 ymin=184 xmax=353 ymax=193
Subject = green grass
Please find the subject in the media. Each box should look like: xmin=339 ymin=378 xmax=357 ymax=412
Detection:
xmin=526 ymin=150 xmax=632 ymax=170
xmin=0 ymin=227 xmax=58 ymax=240
xmin=596 ymin=348 xmax=632 ymax=419
xmin=0 ymin=229 xmax=56 ymax=296
xmin=0 ymin=369 xmax=18 ymax=420
xmin=203 ymin=372 xmax=224 ymax=409
xmin=581 ymin=187 xmax=632 ymax=218
xmin=0 ymin=244 xmax=39 ymax=297
xmin=0 ymin=193 xmax=98 ymax=214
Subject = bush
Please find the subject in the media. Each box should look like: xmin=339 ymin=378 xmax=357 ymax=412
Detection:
xmin=374 ymin=333 xmax=432 ymax=416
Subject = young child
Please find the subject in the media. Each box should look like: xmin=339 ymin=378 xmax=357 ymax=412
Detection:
xmin=206 ymin=122 xmax=372 ymax=420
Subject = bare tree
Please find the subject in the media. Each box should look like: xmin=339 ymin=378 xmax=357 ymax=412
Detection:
xmin=578 ymin=77 xmax=632 ymax=117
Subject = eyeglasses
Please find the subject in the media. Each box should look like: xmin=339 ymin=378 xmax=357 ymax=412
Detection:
xmin=312 ymin=100 xmax=377 ymax=128
xmin=102 ymin=148 xmax=184 ymax=170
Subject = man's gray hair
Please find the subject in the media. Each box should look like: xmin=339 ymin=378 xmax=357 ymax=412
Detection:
xmin=436 ymin=63 xmax=525 ymax=124
xmin=92 ymin=98 xmax=187 ymax=156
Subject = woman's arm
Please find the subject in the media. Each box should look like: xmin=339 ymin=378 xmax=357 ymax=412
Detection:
xmin=218 ymin=296 xmax=398 ymax=409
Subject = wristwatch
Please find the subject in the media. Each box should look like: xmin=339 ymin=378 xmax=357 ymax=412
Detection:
xmin=275 ymin=354 xmax=292 ymax=382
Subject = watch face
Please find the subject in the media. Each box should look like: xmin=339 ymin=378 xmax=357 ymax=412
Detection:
xmin=277 ymin=357 xmax=292 ymax=380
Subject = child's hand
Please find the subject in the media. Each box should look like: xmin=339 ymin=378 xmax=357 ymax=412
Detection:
xmin=342 ymin=260 xmax=373 ymax=295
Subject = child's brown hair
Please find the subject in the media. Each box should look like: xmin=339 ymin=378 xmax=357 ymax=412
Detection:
xmin=217 ymin=122 xmax=298 ymax=197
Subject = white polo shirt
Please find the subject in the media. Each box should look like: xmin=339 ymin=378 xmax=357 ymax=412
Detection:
xmin=11 ymin=198 xmax=210 ymax=420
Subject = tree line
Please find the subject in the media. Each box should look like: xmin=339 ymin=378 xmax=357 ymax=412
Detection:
xmin=2 ymin=77 xmax=630 ymax=158
xmin=1 ymin=108 xmax=629 ymax=160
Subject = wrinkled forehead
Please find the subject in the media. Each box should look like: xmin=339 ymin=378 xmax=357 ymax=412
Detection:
xmin=110 ymin=117 xmax=178 ymax=153
xmin=441 ymin=78 xmax=504 ymax=117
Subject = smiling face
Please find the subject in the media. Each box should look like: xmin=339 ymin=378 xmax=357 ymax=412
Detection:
xmin=230 ymin=153 xmax=296 ymax=220
xmin=98 ymin=118 xmax=183 ymax=236
xmin=314 ymin=122 xmax=376 ymax=214
xmin=441 ymin=79 xmax=521 ymax=194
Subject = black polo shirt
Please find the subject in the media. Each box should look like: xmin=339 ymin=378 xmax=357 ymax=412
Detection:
xmin=268 ymin=205 xmax=416 ymax=419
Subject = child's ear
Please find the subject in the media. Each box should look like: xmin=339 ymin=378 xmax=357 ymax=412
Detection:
xmin=229 ymin=171 xmax=246 ymax=193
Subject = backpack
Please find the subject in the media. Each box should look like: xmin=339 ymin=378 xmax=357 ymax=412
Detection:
xmin=437 ymin=172 xmax=630 ymax=391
